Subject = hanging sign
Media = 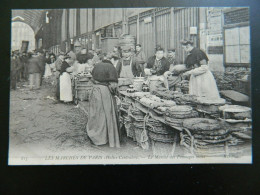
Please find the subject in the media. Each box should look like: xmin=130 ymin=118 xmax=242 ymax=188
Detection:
xmin=190 ymin=27 xmax=197 ymax=35
xmin=144 ymin=16 xmax=152 ymax=24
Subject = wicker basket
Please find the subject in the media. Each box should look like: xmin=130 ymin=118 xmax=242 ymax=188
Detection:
xmin=165 ymin=117 xmax=183 ymax=127
xmin=148 ymin=130 xmax=175 ymax=143
xmin=133 ymin=126 xmax=144 ymax=146
xmin=146 ymin=124 xmax=170 ymax=135
xmin=125 ymin=122 xmax=135 ymax=140
xmin=165 ymin=110 xmax=198 ymax=119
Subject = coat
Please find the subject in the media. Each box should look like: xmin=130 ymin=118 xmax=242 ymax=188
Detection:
xmin=37 ymin=55 xmax=46 ymax=74
xmin=27 ymin=57 xmax=42 ymax=74
xmin=146 ymin=56 xmax=170 ymax=76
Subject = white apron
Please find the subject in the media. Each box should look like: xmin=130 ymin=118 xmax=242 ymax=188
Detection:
xmin=44 ymin=63 xmax=52 ymax=77
xmin=188 ymin=65 xmax=220 ymax=99
xmin=120 ymin=59 xmax=134 ymax=78
xmin=60 ymin=72 xmax=73 ymax=102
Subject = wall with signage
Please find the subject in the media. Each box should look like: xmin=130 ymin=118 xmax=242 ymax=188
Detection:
xmin=223 ymin=8 xmax=250 ymax=67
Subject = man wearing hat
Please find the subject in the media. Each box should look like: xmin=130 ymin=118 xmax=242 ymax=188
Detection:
xmin=167 ymin=48 xmax=177 ymax=70
xmin=116 ymin=46 xmax=138 ymax=78
xmin=27 ymin=51 xmax=43 ymax=90
xmin=145 ymin=46 xmax=170 ymax=76
xmin=73 ymin=40 xmax=82 ymax=57
xmin=135 ymin=44 xmax=146 ymax=77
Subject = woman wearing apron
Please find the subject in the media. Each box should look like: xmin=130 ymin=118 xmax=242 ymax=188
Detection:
xmin=181 ymin=39 xmax=220 ymax=99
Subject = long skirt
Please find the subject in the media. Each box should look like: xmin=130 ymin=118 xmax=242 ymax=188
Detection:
xmin=189 ymin=70 xmax=220 ymax=99
xmin=86 ymin=84 xmax=120 ymax=148
xmin=60 ymin=72 xmax=73 ymax=102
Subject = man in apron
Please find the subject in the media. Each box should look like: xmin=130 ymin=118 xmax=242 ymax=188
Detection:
xmin=116 ymin=46 xmax=138 ymax=78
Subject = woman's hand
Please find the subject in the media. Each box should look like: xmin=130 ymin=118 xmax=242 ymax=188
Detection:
xmin=163 ymin=71 xmax=172 ymax=79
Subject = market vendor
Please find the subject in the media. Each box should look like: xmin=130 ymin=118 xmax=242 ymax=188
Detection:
xmin=74 ymin=40 xmax=82 ymax=59
xmin=116 ymin=46 xmax=139 ymax=78
xmin=167 ymin=48 xmax=177 ymax=70
xmin=87 ymin=62 xmax=121 ymax=148
xmin=145 ymin=46 xmax=170 ymax=76
xmin=59 ymin=54 xmax=73 ymax=103
xmin=180 ymin=39 xmax=220 ymax=99
xmin=54 ymin=52 xmax=65 ymax=99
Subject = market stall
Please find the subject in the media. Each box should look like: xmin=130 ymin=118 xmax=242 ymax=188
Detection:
xmin=118 ymin=77 xmax=252 ymax=157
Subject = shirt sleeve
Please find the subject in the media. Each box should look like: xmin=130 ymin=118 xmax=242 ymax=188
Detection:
xmin=187 ymin=65 xmax=208 ymax=76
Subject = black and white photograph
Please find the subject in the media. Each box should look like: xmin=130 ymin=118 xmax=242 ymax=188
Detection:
xmin=9 ymin=7 xmax=252 ymax=165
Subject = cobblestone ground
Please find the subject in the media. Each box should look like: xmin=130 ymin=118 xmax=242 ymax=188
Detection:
xmin=9 ymin=77 xmax=154 ymax=164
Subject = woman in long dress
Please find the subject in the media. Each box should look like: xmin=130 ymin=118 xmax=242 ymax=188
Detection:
xmin=86 ymin=62 xmax=121 ymax=148
xmin=59 ymin=55 xmax=73 ymax=102
xmin=181 ymin=39 xmax=220 ymax=99
xmin=44 ymin=52 xmax=53 ymax=78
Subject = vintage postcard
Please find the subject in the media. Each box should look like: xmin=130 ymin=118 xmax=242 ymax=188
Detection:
xmin=9 ymin=7 xmax=251 ymax=165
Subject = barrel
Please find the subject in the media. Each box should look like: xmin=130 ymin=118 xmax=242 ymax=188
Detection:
xmin=133 ymin=77 xmax=145 ymax=92
xmin=149 ymin=77 xmax=162 ymax=93
xmin=118 ymin=34 xmax=136 ymax=50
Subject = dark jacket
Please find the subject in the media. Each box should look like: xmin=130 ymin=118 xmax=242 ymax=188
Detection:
xmin=146 ymin=56 xmax=170 ymax=76
xmin=37 ymin=55 xmax=46 ymax=74
xmin=27 ymin=57 xmax=42 ymax=74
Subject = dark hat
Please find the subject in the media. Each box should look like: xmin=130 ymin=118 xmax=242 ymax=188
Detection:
xmin=136 ymin=44 xmax=142 ymax=47
xmin=180 ymin=39 xmax=194 ymax=45
xmin=168 ymin=48 xmax=176 ymax=52
xmin=155 ymin=46 xmax=164 ymax=52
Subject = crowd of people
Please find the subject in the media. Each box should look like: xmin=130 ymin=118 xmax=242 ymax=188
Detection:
xmin=11 ymin=39 xmax=221 ymax=149
xmin=10 ymin=49 xmax=56 ymax=90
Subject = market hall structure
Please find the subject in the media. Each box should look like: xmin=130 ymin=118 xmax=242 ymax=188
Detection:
xmin=9 ymin=7 xmax=251 ymax=163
